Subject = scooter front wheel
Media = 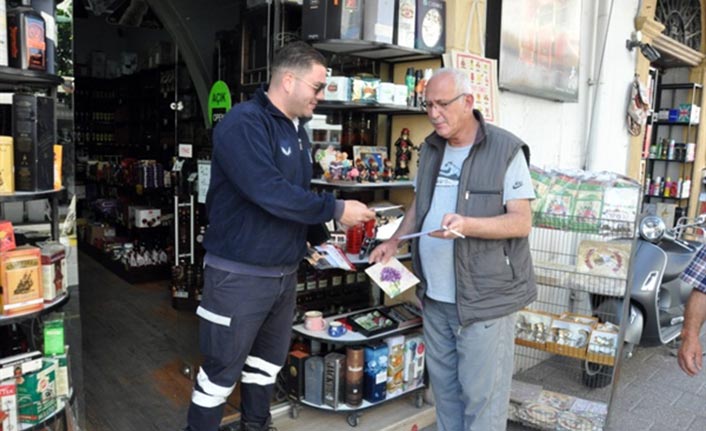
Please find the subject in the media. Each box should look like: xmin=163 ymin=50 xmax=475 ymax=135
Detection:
xmin=582 ymin=360 xmax=613 ymax=388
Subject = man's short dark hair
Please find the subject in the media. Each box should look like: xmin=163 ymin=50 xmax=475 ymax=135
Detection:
xmin=271 ymin=41 xmax=327 ymax=77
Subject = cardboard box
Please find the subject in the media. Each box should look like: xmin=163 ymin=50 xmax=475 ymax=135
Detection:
xmin=324 ymin=77 xmax=350 ymax=102
xmin=395 ymin=0 xmax=416 ymax=48
xmin=364 ymin=0 xmax=395 ymax=43
xmin=12 ymin=94 xmax=55 ymax=192
xmin=363 ymin=343 xmax=388 ymax=403
xmin=385 ymin=335 xmax=405 ymax=398
xmin=377 ymin=82 xmax=396 ymax=104
xmin=325 ymin=0 xmax=363 ymax=40
xmin=59 ymin=235 xmax=78 ymax=287
xmin=38 ymin=241 xmax=67 ymax=302
xmin=301 ymin=0 xmax=328 ymax=42
xmin=132 ymin=207 xmax=161 ymax=228
xmin=0 ymin=220 xmax=15 ymax=252
xmin=0 ymin=352 xmax=42 ymax=382
xmin=0 ymin=379 xmax=17 ymax=431
xmin=0 ymin=136 xmax=14 ymax=194
xmin=323 ymin=352 xmax=346 ymax=408
xmin=0 ymin=246 xmax=43 ymax=315
xmin=415 ymin=0 xmax=445 ymax=53
xmin=286 ymin=350 xmax=309 ymax=400
xmin=17 ymin=359 xmax=57 ymax=425
xmin=402 ymin=332 xmax=424 ymax=391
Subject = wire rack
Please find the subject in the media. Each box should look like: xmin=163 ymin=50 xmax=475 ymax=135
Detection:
xmin=509 ymin=213 xmax=637 ymax=431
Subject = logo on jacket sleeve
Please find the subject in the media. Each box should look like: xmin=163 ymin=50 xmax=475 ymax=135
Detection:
xmin=281 ymin=145 xmax=292 ymax=156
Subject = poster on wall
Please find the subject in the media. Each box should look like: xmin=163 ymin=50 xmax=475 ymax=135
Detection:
xmin=498 ymin=0 xmax=582 ymax=102
xmin=444 ymin=50 xmax=499 ymax=124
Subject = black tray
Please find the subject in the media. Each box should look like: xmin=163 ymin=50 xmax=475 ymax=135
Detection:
xmin=347 ymin=308 xmax=399 ymax=337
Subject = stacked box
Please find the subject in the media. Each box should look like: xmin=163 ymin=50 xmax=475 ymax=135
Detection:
xmin=0 ymin=137 xmax=13 ymax=194
xmin=286 ymin=350 xmax=309 ymax=400
xmin=323 ymin=352 xmax=346 ymax=408
xmin=38 ymin=241 xmax=66 ymax=301
xmin=395 ymin=0 xmax=416 ymax=48
xmin=12 ymin=94 xmax=54 ymax=191
xmin=325 ymin=0 xmax=363 ymax=40
xmin=573 ymin=178 xmax=603 ymax=233
xmin=0 ymin=379 xmax=17 ymax=431
xmin=363 ymin=343 xmax=388 ymax=403
xmin=415 ymin=0 xmax=445 ymax=53
xmin=0 ymin=246 xmax=43 ymax=315
xmin=385 ymin=335 xmax=405 ymax=398
xmin=17 ymin=359 xmax=57 ymax=425
xmin=304 ymin=356 xmax=324 ymax=405
xmin=364 ymin=0 xmax=395 ymax=43
xmin=402 ymin=332 xmax=425 ymax=391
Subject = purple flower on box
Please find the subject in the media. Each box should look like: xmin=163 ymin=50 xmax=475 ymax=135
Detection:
xmin=380 ymin=267 xmax=402 ymax=296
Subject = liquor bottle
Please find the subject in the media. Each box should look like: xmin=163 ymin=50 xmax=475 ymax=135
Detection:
xmin=405 ymin=67 xmax=415 ymax=107
xmin=664 ymin=177 xmax=671 ymax=197
xmin=345 ymin=345 xmax=364 ymax=407
xmin=7 ymin=0 xmax=46 ymax=71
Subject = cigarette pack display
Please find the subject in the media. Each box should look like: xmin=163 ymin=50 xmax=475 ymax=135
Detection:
xmin=286 ymin=350 xmax=309 ymax=400
xmin=12 ymin=94 xmax=54 ymax=191
xmin=0 ymin=137 xmax=14 ymax=194
xmin=323 ymin=352 xmax=346 ymax=408
xmin=0 ymin=246 xmax=43 ymax=315
xmin=363 ymin=343 xmax=388 ymax=403
xmin=17 ymin=359 xmax=57 ymax=425
xmin=0 ymin=379 xmax=17 ymax=431
xmin=304 ymin=356 xmax=324 ymax=406
xmin=324 ymin=77 xmax=350 ymax=102
xmin=414 ymin=0 xmax=445 ymax=53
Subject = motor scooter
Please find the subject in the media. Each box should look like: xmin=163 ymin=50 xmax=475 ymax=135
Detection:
xmin=582 ymin=214 xmax=706 ymax=387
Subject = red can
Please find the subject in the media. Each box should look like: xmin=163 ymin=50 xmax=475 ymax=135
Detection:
xmin=363 ymin=219 xmax=376 ymax=238
xmin=346 ymin=224 xmax=364 ymax=254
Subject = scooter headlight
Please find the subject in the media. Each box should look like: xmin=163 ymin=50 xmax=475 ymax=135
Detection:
xmin=639 ymin=216 xmax=666 ymax=242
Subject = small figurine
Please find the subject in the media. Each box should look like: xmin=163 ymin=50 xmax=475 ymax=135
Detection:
xmin=355 ymin=158 xmax=369 ymax=183
xmin=394 ymin=128 xmax=414 ymax=180
xmin=382 ymin=158 xmax=394 ymax=182
xmin=368 ymin=157 xmax=379 ymax=182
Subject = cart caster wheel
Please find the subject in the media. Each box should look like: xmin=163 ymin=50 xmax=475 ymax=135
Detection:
xmin=415 ymin=392 xmax=424 ymax=408
xmin=347 ymin=413 xmax=360 ymax=427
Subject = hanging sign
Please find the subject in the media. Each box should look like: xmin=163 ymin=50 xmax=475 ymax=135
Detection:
xmin=208 ymin=80 xmax=232 ymax=127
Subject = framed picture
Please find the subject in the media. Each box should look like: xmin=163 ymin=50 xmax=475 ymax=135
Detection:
xmin=498 ymin=0 xmax=582 ymax=102
xmin=353 ymin=146 xmax=388 ymax=173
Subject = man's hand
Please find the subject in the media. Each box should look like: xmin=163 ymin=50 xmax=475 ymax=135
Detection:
xmin=429 ymin=213 xmax=467 ymax=240
xmin=678 ymin=333 xmax=703 ymax=376
xmin=339 ymin=200 xmax=376 ymax=227
xmin=369 ymin=239 xmax=400 ymax=264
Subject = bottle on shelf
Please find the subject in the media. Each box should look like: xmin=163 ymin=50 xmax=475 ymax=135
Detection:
xmin=664 ymin=177 xmax=672 ymax=197
xmin=676 ymin=177 xmax=683 ymax=198
xmin=668 ymin=139 xmax=676 ymax=160
xmin=682 ymin=176 xmax=691 ymax=199
xmin=651 ymin=176 xmax=661 ymax=196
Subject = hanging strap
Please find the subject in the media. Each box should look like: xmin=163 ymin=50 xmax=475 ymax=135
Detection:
xmin=465 ymin=0 xmax=485 ymax=56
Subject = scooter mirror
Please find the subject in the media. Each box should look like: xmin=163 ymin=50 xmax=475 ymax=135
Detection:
xmin=639 ymin=216 xmax=666 ymax=242
xmin=697 ymin=214 xmax=706 ymax=225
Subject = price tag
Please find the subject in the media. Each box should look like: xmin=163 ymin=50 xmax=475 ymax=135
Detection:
xmin=179 ymin=143 xmax=193 ymax=158
xmin=173 ymin=290 xmax=189 ymax=299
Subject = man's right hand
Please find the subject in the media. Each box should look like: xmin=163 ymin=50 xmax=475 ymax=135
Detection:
xmin=339 ymin=200 xmax=375 ymax=227
xmin=369 ymin=239 xmax=400 ymax=265
xmin=678 ymin=333 xmax=703 ymax=376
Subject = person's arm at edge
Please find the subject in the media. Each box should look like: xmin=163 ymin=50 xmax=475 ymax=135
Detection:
xmin=678 ymin=289 xmax=706 ymax=376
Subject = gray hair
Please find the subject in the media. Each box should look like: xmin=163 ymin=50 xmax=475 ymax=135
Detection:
xmin=431 ymin=68 xmax=472 ymax=94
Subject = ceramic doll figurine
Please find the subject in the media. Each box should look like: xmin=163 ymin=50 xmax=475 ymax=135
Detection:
xmin=356 ymin=158 xmax=369 ymax=182
xmin=382 ymin=158 xmax=393 ymax=182
xmin=368 ymin=157 xmax=379 ymax=182
xmin=394 ymin=128 xmax=413 ymax=180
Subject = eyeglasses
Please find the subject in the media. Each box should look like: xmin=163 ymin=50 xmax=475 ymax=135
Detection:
xmin=421 ymin=93 xmax=467 ymax=111
xmin=295 ymin=76 xmax=326 ymax=95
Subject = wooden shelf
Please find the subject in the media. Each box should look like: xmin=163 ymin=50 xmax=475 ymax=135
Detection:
xmin=312 ymin=40 xmax=441 ymax=63
xmin=0 ymin=292 xmax=70 ymax=326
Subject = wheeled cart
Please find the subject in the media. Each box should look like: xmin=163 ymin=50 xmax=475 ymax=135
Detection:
xmin=290 ymin=306 xmax=426 ymax=427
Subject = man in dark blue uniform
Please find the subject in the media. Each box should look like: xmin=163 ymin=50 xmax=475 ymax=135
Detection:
xmin=185 ymin=42 xmax=375 ymax=431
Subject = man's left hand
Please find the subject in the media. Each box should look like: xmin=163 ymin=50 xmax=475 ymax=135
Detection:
xmin=429 ymin=213 xmax=467 ymax=240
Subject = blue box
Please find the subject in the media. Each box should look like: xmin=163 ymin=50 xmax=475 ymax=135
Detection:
xmin=363 ymin=343 xmax=388 ymax=403
xmin=668 ymin=109 xmax=680 ymax=123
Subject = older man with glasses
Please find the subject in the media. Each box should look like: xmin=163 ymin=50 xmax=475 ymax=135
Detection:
xmin=185 ymin=42 xmax=375 ymax=431
xmin=371 ymin=68 xmax=537 ymax=430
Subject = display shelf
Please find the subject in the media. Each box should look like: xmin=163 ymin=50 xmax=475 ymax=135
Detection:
xmin=299 ymin=385 xmax=425 ymax=412
xmin=0 ymin=292 xmax=70 ymax=326
xmin=78 ymin=242 xmax=170 ymax=283
xmin=0 ymin=188 xmax=65 ymax=203
xmin=643 ymin=194 xmax=687 ymax=201
xmin=292 ymin=306 xmax=422 ymax=344
xmin=316 ymin=101 xmax=425 ymax=115
xmin=646 ymin=157 xmax=693 ymax=163
xmin=659 ymin=83 xmax=703 ymax=90
xmin=653 ymin=120 xmax=698 ymax=126
xmin=0 ymin=66 xmax=63 ymax=89
xmin=312 ymin=40 xmax=440 ymax=63
xmin=311 ymin=179 xmax=414 ymax=190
